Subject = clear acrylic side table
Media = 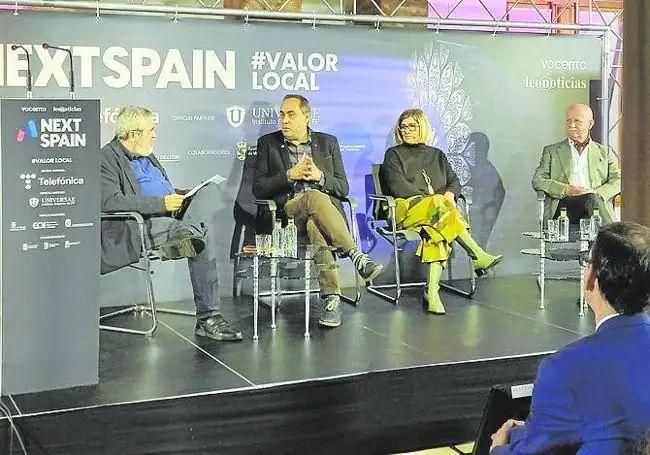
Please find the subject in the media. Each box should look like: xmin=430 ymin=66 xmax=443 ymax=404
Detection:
xmin=238 ymin=247 xmax=316 ymax=340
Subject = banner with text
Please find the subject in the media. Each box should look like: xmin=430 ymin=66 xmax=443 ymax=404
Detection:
xmin=0 ymin=11 xmax=600 ymax=302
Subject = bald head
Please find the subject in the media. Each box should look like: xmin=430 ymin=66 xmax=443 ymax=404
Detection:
xmin=565 ymin=104 xmax=595 ymax=144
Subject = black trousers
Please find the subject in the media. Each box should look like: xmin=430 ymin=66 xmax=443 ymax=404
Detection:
xmin=553 ymin=193 xmax=613 ymax=224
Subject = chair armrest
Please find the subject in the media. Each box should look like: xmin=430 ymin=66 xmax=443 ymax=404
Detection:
xmin=457 ymin=193 xmax=471 ymax=206
xmin=369 ymin=194 xmax=396 ymax=208
xmin=101 ymin=211 xmax=146 ymax=226
xmin=254 ymin=199 xmax=277 ymax=212
xmin=333 ymin=195 xmax=358 ymax=210
xmin=455 ymin=194 xmax=472 ymax=223
xmin=535 ymin=192 xmax=546 ymax=232
xmin=101 ymin=211 xmax=148 ymax=256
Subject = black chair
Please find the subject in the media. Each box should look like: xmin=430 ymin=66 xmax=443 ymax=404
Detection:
xmin=367 ymin=163 xmax=476 ymax=305
xmin=100 ymin=211 xmax=195 ymax=336
xmin=230 ymin=144 xmax=258 ymax=297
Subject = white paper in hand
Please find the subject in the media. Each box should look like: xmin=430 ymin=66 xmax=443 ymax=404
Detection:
xmin=183 ymin=174 xmax=226 ymax=199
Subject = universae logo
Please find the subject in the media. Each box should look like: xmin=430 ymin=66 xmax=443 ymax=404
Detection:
xmin=16 ymin=120 xmax=38 ymax=143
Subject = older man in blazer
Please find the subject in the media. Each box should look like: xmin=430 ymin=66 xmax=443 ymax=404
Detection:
xmin=490 ymin=222 xmax=650 ymax=454
xmin=101 ymin=106 xmax=242 ymax=342
xmin=532 ymin=104 xmax=620 ymax=224
xmin=253 ymin=95 xmax=383 ymax=328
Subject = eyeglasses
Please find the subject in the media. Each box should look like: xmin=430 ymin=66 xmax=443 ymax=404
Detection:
xmin=399 ymin=123 xmax=420 ymax=132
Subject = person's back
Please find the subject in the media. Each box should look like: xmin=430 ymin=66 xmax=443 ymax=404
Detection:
xmin=491 ymin=222 xmax=650 ymax=455
xmin=553 ymin=312 xmax=650 ymax=453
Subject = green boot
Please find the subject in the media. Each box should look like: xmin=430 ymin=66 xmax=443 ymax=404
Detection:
xmin=424 ymin=261 xmax=445 ymax=315
xmin=456 ymin=228 xmax=503 ymax=277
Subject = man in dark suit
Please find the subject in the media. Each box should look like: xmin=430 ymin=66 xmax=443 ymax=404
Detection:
xmin=253 ymin=95 xmax=383 ymax=328
xmin=101 ymin=105 xmax=242 ymax=341
xmin=490 ymin=221 xmax=650 ymax=454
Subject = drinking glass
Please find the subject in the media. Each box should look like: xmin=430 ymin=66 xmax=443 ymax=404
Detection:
xmin=579 ymin=218 xmax=594 ymax=241
xmin=546 ymin=219 xmax=559 ymax=242
xmin=255 ymin=234 xmax=272 ymax=257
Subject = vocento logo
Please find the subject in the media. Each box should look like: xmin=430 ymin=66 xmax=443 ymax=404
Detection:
xmin=16 ymin=120 xmax=38 ymax=143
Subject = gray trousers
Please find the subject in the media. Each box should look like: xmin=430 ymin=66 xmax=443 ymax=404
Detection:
xmin=147 ymin=183 xmax=220 ymax=319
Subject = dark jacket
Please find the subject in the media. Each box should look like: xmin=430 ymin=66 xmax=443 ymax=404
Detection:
xmin=100 ymin=138 xmax=168 ymax=274
xmin=253 ymin=130 xmax=349 ymax=232
xmin=380 ymin=143 xmax=461 ymax=199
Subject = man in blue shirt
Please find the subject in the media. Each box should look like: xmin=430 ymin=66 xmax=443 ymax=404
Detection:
xmin=490 ymin=221 xmax=650 ymax=454
xmin=101 ymin=106 xmax=242 ymax=342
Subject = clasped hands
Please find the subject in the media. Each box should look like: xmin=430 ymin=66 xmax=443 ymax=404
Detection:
xmin=565 ymin=185 xmax=594 ymax=197
xmin=287 ymin=153 xmax=324 ymax=182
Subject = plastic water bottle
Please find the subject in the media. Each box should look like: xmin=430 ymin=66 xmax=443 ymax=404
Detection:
xmin=272 ymin=220 xmax=283 ymax=257
xmin=284 ymin=218 xmax=298 ymax=258
xmin=558 ymin=208 xmax=570 ymax=242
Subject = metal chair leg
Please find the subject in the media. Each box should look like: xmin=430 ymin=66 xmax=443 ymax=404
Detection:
xmin=100 ymin=211 xmax=197 ymax=337
xmin=100 ymin=224 xmax=158 ymax=336
xmin=439 ymin=245 xmax=476 ymax=298
xmin=367 ymin=206 xmax=410 ymax=304
xmin=232 ymin=253 xmax=241 ymax=298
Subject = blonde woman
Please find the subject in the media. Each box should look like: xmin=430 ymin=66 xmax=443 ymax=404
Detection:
xmin=379 ymin=109 xmax=502 ymax=314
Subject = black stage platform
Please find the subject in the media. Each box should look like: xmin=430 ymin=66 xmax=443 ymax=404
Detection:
xmin=1 ymin=274 xmax=595 ymax=454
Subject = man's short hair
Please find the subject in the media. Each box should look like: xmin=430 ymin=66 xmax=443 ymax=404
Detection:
xmin=591 ymin=222 xmax=650 ymax=315
xmin=115 ymin=106 xmax=154 ymax=140
xmin=282 ymin=94 xmax=311 ymax=117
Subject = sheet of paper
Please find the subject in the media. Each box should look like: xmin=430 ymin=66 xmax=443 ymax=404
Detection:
xmin=183 ymin=174 xmax=226 ymax=199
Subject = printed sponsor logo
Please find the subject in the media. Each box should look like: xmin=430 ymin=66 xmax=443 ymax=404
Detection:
xmin=101 ymin=107 xmax=160 ymax=124
xmin=187 ymin=149 xmax=231 ymax=156
xmin=226 ymin=105 xmax=246 ymax=128
xmin=16 ymin=119 xmax=38 ymax=143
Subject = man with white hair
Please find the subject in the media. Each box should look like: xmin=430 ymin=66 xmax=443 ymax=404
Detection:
xmin=101 ymin=105 xmax=242 ymax=342
xmin=532 ymin=103 xmax=621 ymax=224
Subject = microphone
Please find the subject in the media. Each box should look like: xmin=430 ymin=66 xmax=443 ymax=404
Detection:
xmin=42 ymin=43 xmax=75 ymax=99
xmin=11 ymin=44 xmax=33 ymax=99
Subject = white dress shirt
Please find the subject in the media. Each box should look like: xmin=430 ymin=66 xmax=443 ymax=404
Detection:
xmin=596 ymin=312 xmax=620 ymax=331
xmin=569 ymin=139 xmax=592 ymax=189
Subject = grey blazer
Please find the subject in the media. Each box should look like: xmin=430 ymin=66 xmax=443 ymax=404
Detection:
xmin=532 ymin=139 xmax=621 ymax=221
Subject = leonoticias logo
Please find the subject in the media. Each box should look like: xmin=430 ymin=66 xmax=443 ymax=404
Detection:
xmin=407 ymin=44 xmax=475 ymax=187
